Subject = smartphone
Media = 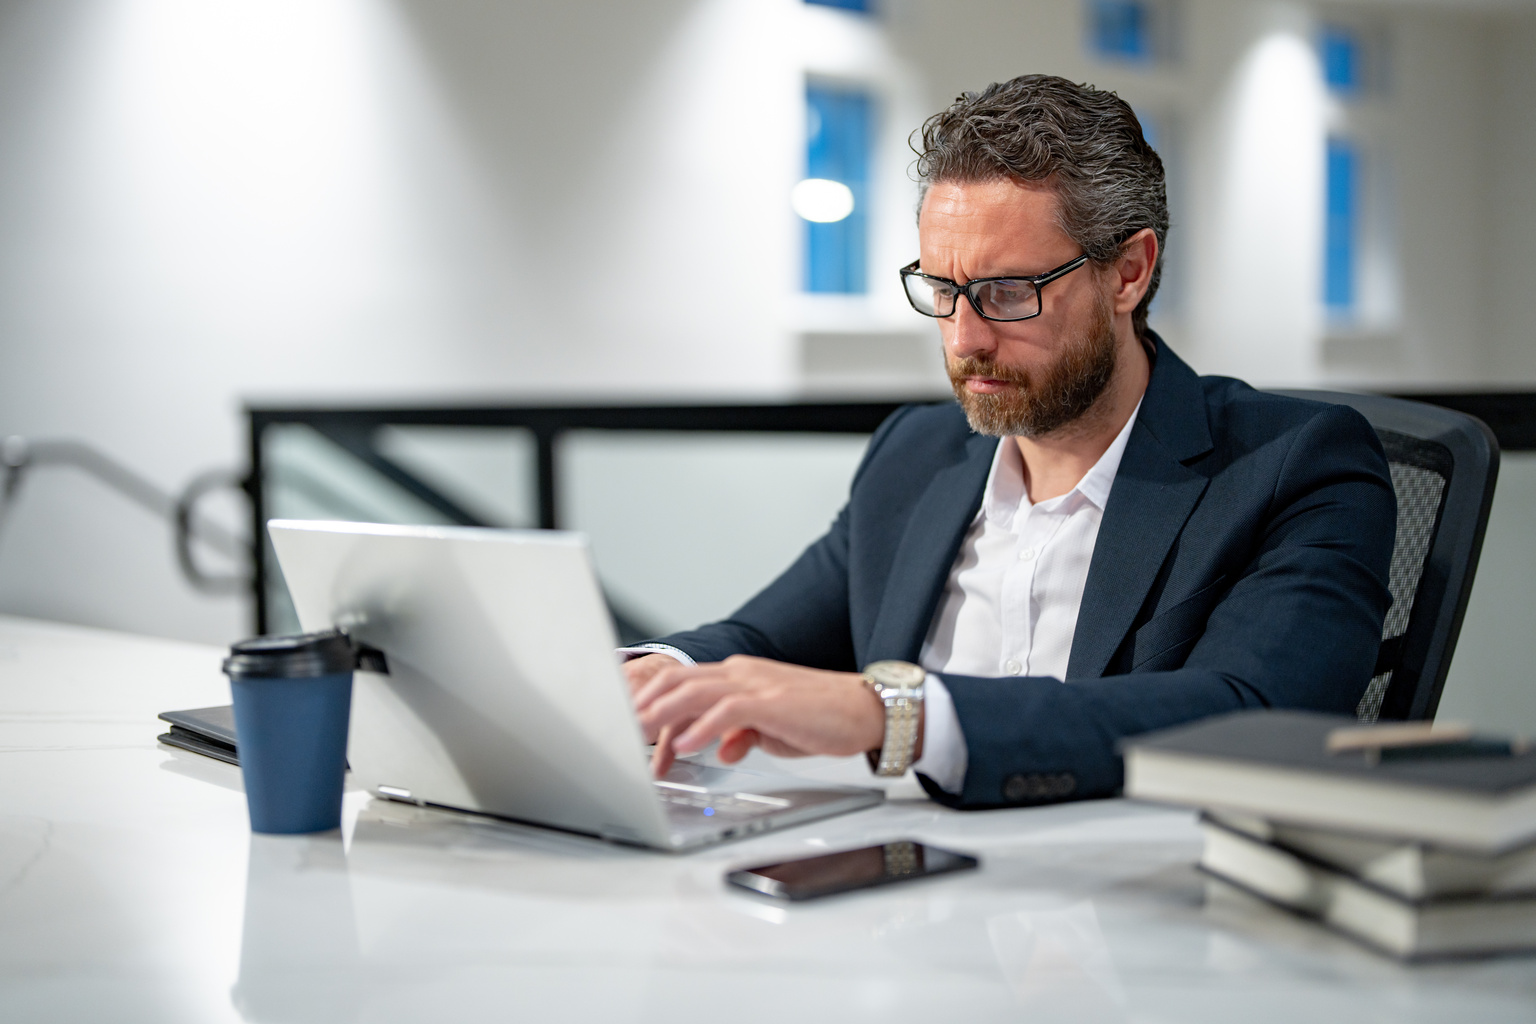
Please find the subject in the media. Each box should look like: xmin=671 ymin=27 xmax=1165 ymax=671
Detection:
xmin=725 ymin=840 xmax=979 ymax=901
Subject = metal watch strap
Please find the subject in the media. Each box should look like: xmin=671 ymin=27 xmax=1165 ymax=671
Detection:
xmin=861 ymin=660 xmax=925 ymax=777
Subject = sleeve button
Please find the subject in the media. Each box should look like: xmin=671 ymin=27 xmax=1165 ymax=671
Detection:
xmin=1002 ymin=772 xmax=1077 ymax=803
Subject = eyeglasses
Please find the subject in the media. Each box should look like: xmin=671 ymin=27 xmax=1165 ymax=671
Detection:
xmin=899 ymin=254 xmax=1090 ymax=322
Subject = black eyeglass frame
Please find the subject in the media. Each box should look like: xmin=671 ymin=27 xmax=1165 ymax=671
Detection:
xmin=899 ymin=253 xmax=1092 ymax=322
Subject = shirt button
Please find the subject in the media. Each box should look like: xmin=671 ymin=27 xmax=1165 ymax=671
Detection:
xmin=1004 ymin=659 xmax=1022 ymax=675
xmin=1018 ymin=548 xmax=1036 ymax=562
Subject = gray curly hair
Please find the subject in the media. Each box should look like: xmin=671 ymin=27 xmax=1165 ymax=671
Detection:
xmin=914 ymin=74 xmax=1168 ymax=339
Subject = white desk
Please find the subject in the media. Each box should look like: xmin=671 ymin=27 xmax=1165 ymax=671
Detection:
xmin=3 ymin=614 xmax=1535 ymax=1023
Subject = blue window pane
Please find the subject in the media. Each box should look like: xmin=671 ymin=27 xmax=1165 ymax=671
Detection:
xmin=1324 ymin=137 xmax=1358 ymax=311
xmin=1089 ymin=0 xmax=1152 ymax=62
xmin=1320 ymin=25 xmax=1361 ymax=95
xmin=1135 ymin=108 xmax=1159 ymax=152
xmin=805 ymin=82 xmax=872 ymax=294
xmin=805 ymin=0 xmax=871 ymax=11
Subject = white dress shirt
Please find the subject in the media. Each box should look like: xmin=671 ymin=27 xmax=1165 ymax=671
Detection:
xmin=910 ymin=402 xmax=1140 ymax=793
xmin=623 ymin=402 xmax=1141 ymax=797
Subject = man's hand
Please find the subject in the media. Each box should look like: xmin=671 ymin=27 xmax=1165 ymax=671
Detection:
xmin=621 ymin=653 xmax=675 ymax=696
xmin=629 ymin=654 xmax=888 ymax=778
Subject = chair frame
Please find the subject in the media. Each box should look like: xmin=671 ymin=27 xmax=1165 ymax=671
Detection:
xmin=1272 ymin=390 xmax=1500 ymax=721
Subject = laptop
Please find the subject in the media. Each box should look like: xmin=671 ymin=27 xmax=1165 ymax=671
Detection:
xmin=267 ymin=519 xmax=883 ymax=851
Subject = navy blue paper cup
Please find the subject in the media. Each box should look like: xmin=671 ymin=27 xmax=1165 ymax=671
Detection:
xmin=224 ymin=631 xmax=356 ymax=835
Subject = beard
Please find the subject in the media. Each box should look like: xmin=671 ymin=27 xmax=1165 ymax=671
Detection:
xmin=946 ymin=295 xmax=1118 ymax=438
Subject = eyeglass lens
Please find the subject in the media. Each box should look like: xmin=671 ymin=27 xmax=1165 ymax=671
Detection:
xmin=902 ymin=275 xmax=1041 ymax=321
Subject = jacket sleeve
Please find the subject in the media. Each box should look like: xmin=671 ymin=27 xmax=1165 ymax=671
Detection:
xmin=926 ymin=404 xmax=1396 ymax=809
xmin=638 ymin=406 xmax=916 ymax=671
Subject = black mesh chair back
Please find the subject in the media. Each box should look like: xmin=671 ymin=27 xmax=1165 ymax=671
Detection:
xmin=1272 ymin=391 xmax=1499 ymax=722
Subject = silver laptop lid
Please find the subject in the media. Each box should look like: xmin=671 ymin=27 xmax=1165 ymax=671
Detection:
xmin=268 ymin=519 xmax=672 ymax=848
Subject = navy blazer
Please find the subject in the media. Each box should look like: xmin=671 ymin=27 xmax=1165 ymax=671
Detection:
xmin=651 ymin=335 xmax=1396 ymax=808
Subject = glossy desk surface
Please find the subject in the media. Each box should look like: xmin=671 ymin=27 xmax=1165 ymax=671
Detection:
xmin=2 ymin=614 xmax=1535 ymax=1023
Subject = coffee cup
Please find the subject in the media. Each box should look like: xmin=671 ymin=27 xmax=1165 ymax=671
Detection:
xmin=223 ymin=631 xmax=356 ymax=834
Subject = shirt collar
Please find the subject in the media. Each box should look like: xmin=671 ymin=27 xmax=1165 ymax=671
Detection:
xmin=1075 ymin=398 xmax=1141 ymax=510
xmin=979 ymin=398 xmax=1143 ymax=526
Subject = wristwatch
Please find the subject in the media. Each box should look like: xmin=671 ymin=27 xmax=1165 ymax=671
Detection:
xmin=861 ymin=660 xmax=926 ymax=777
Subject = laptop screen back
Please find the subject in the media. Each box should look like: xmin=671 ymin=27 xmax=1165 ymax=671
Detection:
xmin=268 ymin=520 xmax=670 ymax=846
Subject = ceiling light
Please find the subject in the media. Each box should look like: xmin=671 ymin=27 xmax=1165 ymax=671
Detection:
xmin=791 ymin=178 xmax=855 ymax=223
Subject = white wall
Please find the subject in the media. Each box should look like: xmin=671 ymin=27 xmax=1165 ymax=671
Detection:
xmin=1484 ymin=12 xmax=1536 ymax=381
xmin=1383 ymin=7 xmax=1497 ymax=385
xmin=0 ymin=0 xmax=1531 ymax=646
xmin=1183 ymin=1 xmax=1328 ymax=384
xmin=0 ymin=0 xmax=827 ymax=643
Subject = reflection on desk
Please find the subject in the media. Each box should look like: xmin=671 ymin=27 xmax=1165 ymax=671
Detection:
xmin=3 ymin=613 xmax=1536 ymax=1023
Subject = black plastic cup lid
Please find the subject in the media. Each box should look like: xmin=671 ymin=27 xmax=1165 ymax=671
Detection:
xmin=222 ymin=630 xmax=355 ymax=680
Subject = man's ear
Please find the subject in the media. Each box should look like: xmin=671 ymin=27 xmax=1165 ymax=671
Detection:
xmin=1111 ymin=228 xmax=1159 ymax=316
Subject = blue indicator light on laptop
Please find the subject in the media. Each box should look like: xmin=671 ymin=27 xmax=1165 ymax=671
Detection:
xmin=703 ymin=807 xmax=715 ymax=816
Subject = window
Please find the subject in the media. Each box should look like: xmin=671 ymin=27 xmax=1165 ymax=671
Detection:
xmin=1135 ymin=107 xmax=1183 ymax=321
xmin=1319 ymin=24 xmax=1363 ymax=96
xmin=1089 ymin=0 xmax=1152 ymax=61
xmin=1137 ymin=108 xmax=1160 ymax=152
xmin=1317 ymin=22 xmax=1394 ymax=327
xmin=1086 ymin=0 xmax=1176 ymax=66
xmin=803 ymin=81 xmax=874 ymax=294
xmin=1323 ymin=136 xmax=1360 ymax=313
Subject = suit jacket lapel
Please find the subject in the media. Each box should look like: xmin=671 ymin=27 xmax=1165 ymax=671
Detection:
xmin=1067 ymin=335 xmax=1214 ymax=679
xmin=864 ymin=433 xmax=996 ymax=664
xmin=1066 ymin=429 xmax=1208 ymax=678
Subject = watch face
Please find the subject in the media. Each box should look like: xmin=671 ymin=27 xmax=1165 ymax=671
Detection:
xmin=865 ymin=660 xmax=925 ymax=690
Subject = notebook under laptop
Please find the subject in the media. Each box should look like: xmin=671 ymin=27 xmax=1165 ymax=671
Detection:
xmin=158 ymin=705 xmax=239 ymax=765
xmin=267 ymin=519 xmax=883 ymax=851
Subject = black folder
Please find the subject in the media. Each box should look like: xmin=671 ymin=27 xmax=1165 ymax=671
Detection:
xmin=157 ymin=705 xmax=238 ymax=766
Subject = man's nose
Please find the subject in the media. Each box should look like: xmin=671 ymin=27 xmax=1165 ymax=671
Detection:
xmin=946 ymin=296 xmax=999 ymax=362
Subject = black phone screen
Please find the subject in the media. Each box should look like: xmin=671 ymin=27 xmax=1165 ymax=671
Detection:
xmin=726 ymin=840 xmax=978 ymax=901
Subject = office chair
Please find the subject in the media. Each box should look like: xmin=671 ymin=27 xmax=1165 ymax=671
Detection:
xmin=1271 ymin=391 xmax=1499 ymax=722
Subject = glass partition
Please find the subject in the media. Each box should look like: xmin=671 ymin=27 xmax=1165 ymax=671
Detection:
xmin=261 ymin=424 xmax=469 ymax=635
xmin=375 ymin=426 xmax=539 ymax=529
xmin=1437 ymin=451 xmax=1536 ymax=735
xmin=559 ymin=431 xmax=869 ymax=637
xmin=249 ymin=403 xmax=901 ymax=640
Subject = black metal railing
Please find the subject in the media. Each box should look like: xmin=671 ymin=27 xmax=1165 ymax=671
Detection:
xmin=246 ymin=401 xmax=919 ymax=634
xmin=245 ymin=393 xmax=1536 ymax=635
xmin=0 ymin=436 xmax=248 ymax=593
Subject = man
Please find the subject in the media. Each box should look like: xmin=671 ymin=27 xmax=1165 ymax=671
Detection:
xmin=622 ymin=75 xmax=1396 ymax=809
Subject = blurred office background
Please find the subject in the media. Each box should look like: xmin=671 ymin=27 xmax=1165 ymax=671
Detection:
xmin=0 ymin=0 xmax=1532 ymax=726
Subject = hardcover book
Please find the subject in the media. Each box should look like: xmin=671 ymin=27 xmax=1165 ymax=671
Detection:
xmin=1122 ymin=710 xmax=1536 ymax=852
xmin=1200 ymin=816 xmax=1536 ymax=959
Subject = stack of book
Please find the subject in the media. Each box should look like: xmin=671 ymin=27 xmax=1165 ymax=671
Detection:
xmin=1122 ymin=710 xmax=1536 ymax=959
